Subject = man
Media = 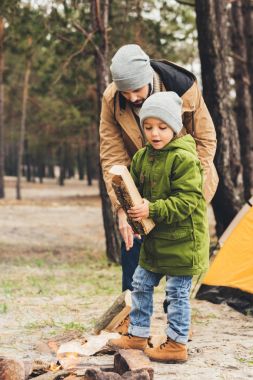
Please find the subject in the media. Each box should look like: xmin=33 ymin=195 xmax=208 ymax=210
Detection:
xmin=100 ymin=44 xmax=218 ymax=292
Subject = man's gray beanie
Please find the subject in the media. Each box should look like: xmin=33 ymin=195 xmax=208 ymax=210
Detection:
xmin=110 ymin=44 xmax=153 ymax=91
xmin=139 ymin=91 xmax=183 ymax=135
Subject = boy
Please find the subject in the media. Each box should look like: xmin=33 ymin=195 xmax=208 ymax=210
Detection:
xmin=108 ymin=92 xmax=209 ymax=363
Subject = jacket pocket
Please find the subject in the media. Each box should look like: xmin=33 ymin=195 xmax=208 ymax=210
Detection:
xmin=145 ymin=227 xmax=197 ymax=268
xmin=157 ymin=229 xmax=193 ymax=240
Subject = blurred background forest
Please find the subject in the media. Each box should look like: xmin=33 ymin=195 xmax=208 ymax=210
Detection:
xmin=0 ymin=0 xmax=252 ymax=262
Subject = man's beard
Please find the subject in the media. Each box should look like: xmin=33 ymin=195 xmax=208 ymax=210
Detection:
xmin=128 ymin=83 xmax=152 ymax=107
xmin=130 ymin=100 xmax=144 ymax=108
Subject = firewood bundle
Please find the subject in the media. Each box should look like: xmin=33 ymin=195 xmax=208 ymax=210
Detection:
xmin=109 ymin=165 xmax=155 ymax=235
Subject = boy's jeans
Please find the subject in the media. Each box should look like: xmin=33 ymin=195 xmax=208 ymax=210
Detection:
xmin=128 ymin=265 xmax=193 ymax=344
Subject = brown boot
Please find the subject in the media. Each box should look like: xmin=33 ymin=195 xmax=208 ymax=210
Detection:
xmin=114 ymin=315 xmax=130 ymax=335
xmin=144 ymin=337 xmax=188 ymax=363
xmin=107 ymin=334 xmax=148 ymax=350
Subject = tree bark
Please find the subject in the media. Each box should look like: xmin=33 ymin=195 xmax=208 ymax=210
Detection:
xmin=0 ymin=17 xmax=5 ymax=198
xmin=91 ymin=0 xmax=121 ymax=263
xmin=85 ymin=127 xmax=93 ymax=186
xmin=231 ymin=0 xmax=253 ymax=200
xmin=16 ymin=58 xmax=31 ymax=200
xmin=242 ymin=0 xmax=253 ymax=115
xmin=195 ymin=0 xmax=244 ymax=235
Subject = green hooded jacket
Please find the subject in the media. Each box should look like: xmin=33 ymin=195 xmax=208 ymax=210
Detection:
xmin=130 ymin=134 xmax=209 ymax=276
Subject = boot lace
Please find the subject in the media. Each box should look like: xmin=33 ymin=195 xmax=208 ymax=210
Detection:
xmin=160 ymin=337 xmax=171 ymax=349
xmin=147 ymin=336 xmax=153 ymax=348
xmin=122 ymin=333 xmax=133 ymax=338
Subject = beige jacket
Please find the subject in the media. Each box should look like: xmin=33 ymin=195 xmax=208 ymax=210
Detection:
xmin=100 ymin=62 xmax=218 ymax=209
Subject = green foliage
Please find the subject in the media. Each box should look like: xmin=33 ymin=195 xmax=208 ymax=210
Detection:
xmin=3 ymin=0 xmax=197 ymax=181
xmin=0 ymin=0 xmax=20 ymax=18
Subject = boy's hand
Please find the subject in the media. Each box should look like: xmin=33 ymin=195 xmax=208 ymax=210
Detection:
xmin=128 ymin=199 xmax=150 ymax=222
xmin=117 ymin=208 xmax=134 ymax=251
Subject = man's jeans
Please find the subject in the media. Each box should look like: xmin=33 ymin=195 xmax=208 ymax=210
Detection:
xmin=121 ymin=237 xmax=141 ymax=291
xmin=128 ymin=265 xmax=192 ymax=344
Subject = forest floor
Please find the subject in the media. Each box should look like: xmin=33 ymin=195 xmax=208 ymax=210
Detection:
xmin=0 ymin=176 xmax=252 ymax=380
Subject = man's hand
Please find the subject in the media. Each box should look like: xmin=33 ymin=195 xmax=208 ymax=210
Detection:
xmin=117 ymin=208 xmax=134 ymax=251
xmin=128 ymin=198 xmax=150 ymax=222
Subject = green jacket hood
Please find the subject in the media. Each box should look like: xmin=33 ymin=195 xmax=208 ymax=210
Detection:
xmin=147 ymin=134 xmax=198 ymax=157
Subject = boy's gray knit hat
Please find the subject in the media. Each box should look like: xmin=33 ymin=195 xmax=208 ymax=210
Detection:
xmin=110 ymin=44 xmax=153 ymax=91
xmin=139 ymin=91 xmax=183 ymax=134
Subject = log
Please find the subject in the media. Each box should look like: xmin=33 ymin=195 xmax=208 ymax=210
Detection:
xmin=114 ymin=350 xmax=153 ymax=380
xmin=109 ymin=165 xmax=155 ymax=235
xmin=0 ymin=358 xmax=55 ymax=380
xmin=28 ymin=360 xmax=51 ymax=377
xmin=0 ymin=358 xmax=26 ymax=380
xmin=84 ymin=368 xmax=121 ymax=380
xmin=75 ymin=365 xmax=114 ymax=377
xmin=31 ymin=369 xmax=71 ymax=380
xmin=84 ymin=368 xmax=150 ymax=380
xmin=122 ymin=369 xmax=150 ymax=380
xmin=93 ymin=290 xmax=131 ymax=334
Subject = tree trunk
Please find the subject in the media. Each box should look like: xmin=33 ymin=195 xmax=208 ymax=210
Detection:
xmin=91 ymin=0 xmax=121 ymax=263
xmin=58 ymin=145 xmax=66 ymax=186
xmin=31 ymin=165 xmax=36 ymax=182
xmin=195 ymin=0 xmax=244 ymax=236
xmin=231 ymin=0 xmax=253 ymax=200
xmin=26 ymin=161 xmax=31 ymax=182
xmin=59 ymin=166 xmax=65 ymax=186
xmin=85 ymin=127 xmax=94 ymax=186
xmin=6 ymin=143 xmax=17 ymax=176
xmin=242 ymin=0 xmax=253 ymax=115
xmin=38 ymin=163 xmax=45 ymax=183
xmin=77 ymin=147 xmax=85 ymax=180
xmin=24 ymin=139 xmax=32 ymax=182
xmin=47 ymin=164 xmax=55 ymax=179
xmin=86 ymin=145 xmax=93 ymax=186
xmin=0 ymin=17 xmax=4 ymax=198
xmin=16 ymin=58 xmax=31 ymax=200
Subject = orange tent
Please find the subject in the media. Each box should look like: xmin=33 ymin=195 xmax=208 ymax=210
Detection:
xmin=197 ymin=197 xmax=253 ymax=315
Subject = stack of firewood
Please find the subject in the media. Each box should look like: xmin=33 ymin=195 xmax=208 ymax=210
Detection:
xmin=0 ymin=349 xmax=154 ymax=380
